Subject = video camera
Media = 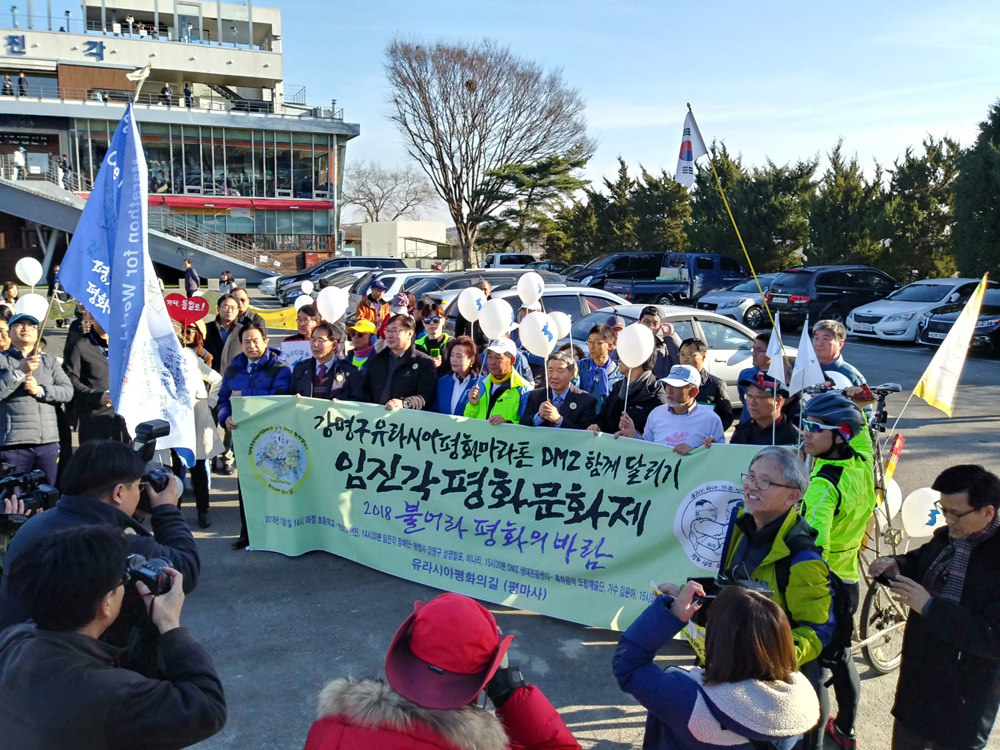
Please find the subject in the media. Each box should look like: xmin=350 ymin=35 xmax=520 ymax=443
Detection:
xmin=0 ymin=468 xmax=59 ymax=537
xmin=130 ymin=419 xmax=176 ymax=515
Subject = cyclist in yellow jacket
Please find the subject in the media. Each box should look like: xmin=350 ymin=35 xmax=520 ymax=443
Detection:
xmin=464 ymin=338 xmax=532 ymax=425
xmin=800 ymin=392 xmax=874 ymax=750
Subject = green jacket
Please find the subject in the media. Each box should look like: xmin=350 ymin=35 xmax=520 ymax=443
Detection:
xmin=463 ymin=370 xmax=532 ymax=423
xmin=721 ymin=509 xmax=835 ymax=666
xmin=800 ymin=431 xmax=876 ymax=582
xmin=415 ymin=332 xmax=451 ymax=356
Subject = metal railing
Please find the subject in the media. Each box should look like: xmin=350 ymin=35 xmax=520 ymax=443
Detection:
xmin=0 ymin=84 xmax=345 ymax=120
xmin=0 ymin=153 xmax=91 ymax=193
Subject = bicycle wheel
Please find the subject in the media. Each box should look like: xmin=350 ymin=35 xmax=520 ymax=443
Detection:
xmin=860 ymin=580 xmax=908 ymax=674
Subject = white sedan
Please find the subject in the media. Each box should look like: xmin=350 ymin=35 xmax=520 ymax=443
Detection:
xmin=257 ymin=275 xmax=280 ymax=297
xmin=847 ymin=278 xmax=985 ymax=342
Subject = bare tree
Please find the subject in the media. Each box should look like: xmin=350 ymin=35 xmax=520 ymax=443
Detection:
xmin=343 ymin=161 xmax=437 ymax=222
xmin=385 ymin=38 xmax=593 ymax=268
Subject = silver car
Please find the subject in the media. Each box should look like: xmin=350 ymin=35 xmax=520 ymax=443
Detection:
xmin=695 ymin=274 xmax=777 ymax=329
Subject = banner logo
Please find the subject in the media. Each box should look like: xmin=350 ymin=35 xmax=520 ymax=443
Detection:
xmin=674 ymin=481 xmax=744 ymax=570
xmin=250 ymin=425 xmax=311 ymax=495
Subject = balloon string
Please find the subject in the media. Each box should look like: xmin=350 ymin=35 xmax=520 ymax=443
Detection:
xmin=623 ymin=371 xmax=630 ymax=428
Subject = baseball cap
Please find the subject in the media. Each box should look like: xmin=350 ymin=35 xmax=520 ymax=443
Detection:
xmin=8 ymin=313 xmax=38 ymax=326
xmin=385 ymin=593 xmax=514 ymax=710
xmin=18 ymin=147 xmax=25 ymax=152
xmin=347 ymin=319 xmax=376 ymax=335
xmin=663 ymin=364 xmax=701 ymax=387
xmin=486 ymin=338 xmax=517 ymax=358
xmin=738 ymin=371 xmax=790 ymax=397
xmin=371 ymin=278 xmax=388 ymax=291
xmin=606 ymin=315 xmax=626 ymax=330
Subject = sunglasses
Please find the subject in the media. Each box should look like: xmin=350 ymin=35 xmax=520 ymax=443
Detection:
xmin=423 ymin=316 xmax=441 ymax=324
xmin=800 ymin=420 xmax=840 ymax=434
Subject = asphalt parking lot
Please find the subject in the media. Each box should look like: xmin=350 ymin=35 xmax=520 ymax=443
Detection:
xmin=170 ymin=319 xmax=999 ymax=750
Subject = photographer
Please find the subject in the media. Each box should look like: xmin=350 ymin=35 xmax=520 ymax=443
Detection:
xmin=0 ymin=525 xmax=226 ymax=748
xmin=0 ymin=440 xmax=199 ymax=630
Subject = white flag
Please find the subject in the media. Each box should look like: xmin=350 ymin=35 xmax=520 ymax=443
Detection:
xmin=765 ymin=314 xmax=786 ymax=384
xmin=674 ymin=110 xmax=708 ymax=188
xmin=912 ymin=275 xmax=989 ymax=416
xmin=789 ymin=321 xmax=826 ymax=396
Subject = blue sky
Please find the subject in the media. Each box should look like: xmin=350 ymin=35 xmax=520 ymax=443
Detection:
xmin=281 ymin=2 xmax=998 ymax=218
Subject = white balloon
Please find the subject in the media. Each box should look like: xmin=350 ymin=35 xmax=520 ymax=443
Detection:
xmin=901 ymin=486 xmax=944 ymax=538
xmin=518 ymin=311 xmax=559 ymax=358
xmin=616 ymin=323 xmax=655 ymax=368
xmin=300 ymin=280 xmax=315 ymax=295
xmin=517 ymin=272 xmax=545 ymax=307
xmin=457 ymin=287 xmax=487 ymax=322
xmin=479 ymin=298 xmax=514 ymax=340
xmin=549 ymin=311 xmax=572 ymax=339
xmin=885 ymin=478 xmax=903 ymax=521
xmin=14 ymin=257 xmax=43 ymax=287
xmin=316 ymin=286 xmax=348 ymax=322
xmin=15 ymin=293 xmax=48 ymax=322
xmin=294 ymin=294 xmax=313 ymax=311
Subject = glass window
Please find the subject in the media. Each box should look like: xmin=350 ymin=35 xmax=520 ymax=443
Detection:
xmin=610 ymin=256 xmax=631 ymax=272
xmin=696 ymin=256 xmax=715 ymax=270
xmin=313 ymin=138 xmax=330 ymax=197
xmin=313 ymin=210 xmax=331 ymax=234
xmin=262 ymin=131 xmax=274 ymax=197
xmin=698 ymin=319 xmax=753 ymax=350
xmin=292 ymin=133 xmax=313 ymax=198
xmin=842 ymin=270 xmax=867 ymax=289
xmin=181 ymin=126 xmax=202 ymax=194
xmin=583 ymin=295 xmax=615 ymax=313
xmin=225 ymin=129 xmax=252 ymax=197
xmin=814 ymin=271 xmax=842 ymax=287
xmin=541 ymin=294 xmax=582 ymax=318
xmin=663 ymin=316 xmax=695 ymax=341
xmin=291 ymin=211 xmax=314 ymax=234
xmin=275 ymin=132 xmax=291 ymax=196
xmin=866 ymin=272 xmax=896 ymax=291
xmin=633 ymin=254 xmax=661 ymax=272
xmin=720 ymin=256 xmax=742 ymax=272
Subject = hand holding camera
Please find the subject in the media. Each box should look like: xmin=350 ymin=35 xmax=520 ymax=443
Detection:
xmin=134 ymin=565 xmax=185 ymax=634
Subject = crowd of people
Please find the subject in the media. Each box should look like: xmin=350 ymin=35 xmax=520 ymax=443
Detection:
xmin=0 ymin=277 xmax=996 ymax=750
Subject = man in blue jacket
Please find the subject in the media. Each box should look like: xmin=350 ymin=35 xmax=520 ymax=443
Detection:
xmin=218 ymin=321 xmax=291 ymax=549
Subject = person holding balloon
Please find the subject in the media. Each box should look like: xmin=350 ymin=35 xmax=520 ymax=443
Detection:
xmin=464 ymin=339 xmax=532 ymax=425
xmin=519 ymin=351 xmax=597 ymax=430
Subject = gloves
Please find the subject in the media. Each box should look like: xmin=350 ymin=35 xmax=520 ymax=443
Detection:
xmin=486 ymin=665 xmax=526 ymax=708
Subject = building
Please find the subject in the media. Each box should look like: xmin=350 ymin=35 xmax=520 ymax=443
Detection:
xmin=0 ymin=0 xmax=360 ymax=281
xmin=359 ymin=220 xmax=454 ymax=267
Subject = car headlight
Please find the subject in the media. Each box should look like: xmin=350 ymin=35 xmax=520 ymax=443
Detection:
xmin=720 ymin=299 xmax=746 ymax=309
xmin=581 ymin=275 xmax=593 ymax=286
xmin=975 ymin=318 xmax=1000 ymax=329
xmin=883 ymin=311 xmax=916 ymax=323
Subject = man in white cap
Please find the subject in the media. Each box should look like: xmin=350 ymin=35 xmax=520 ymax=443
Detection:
xmin=617 ymin=364 xmax=724 ymax=455
xmin=465 ymin=339 xmax=533 ymax=425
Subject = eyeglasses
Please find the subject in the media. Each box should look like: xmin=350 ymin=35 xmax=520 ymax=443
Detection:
xmin=385 ymin=327 xmax=408 ymax=335
xmin=741 ymin=472 xmax=796 ymax=491
xmin=745 ymin=392 xmax=776 ymax=402
xmin=11 ymin=321 xmax=37 ymax=330
xmin=933 ymin=501 xmax=981 ymax=522
xmin=310 ymin=337 xmax=333 ymax=344
xmin=800 ymin=419 xmax=840 ymax=434
xmin=423 ymin=316 xmax=441 ymax=324
xmin=587 ymin=338 xmax=609 ymax=346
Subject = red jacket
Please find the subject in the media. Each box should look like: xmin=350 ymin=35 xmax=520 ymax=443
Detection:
xmin=304 ymin=678 xmax=580 ymax=750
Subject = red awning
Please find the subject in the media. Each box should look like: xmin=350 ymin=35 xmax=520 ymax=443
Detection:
xmin=163 ymin=196 xmax=254 ymax=209
xmin=148 ymin=195 xmax=165 ymax=205
xmin=250 ymin=199 xmax=334 ymax=210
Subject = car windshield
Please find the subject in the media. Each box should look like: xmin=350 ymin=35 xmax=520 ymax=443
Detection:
xmin=887 ymin=284 xmax=953 ymax=303
xmin=771 ymin=271 xmax=814 ymax=289
xmin=407 ymin=277 xmax=446 ymax=296
xmin=569 ymin=309 xmax=638 ymax=339
xmin=577 ymin=256 xmax=609 ymax=272
xmin=982 ymin=289 xmax=1000 ymax=307
xmin=729 ymin=277 xmax=772 ymax=293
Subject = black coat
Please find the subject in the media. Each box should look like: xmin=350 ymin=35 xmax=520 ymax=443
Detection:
xmin=595 ymin=372 xmax=669 ymax=435
xmin=290 ymin=357 xmax=361 ymax=401
xmin=519 ymin=385 xmax=598 ymax=430
xmin=695 ymin=369 xmax=735 ymax=431
xmin=0 ymin=624 xmax=226 ymax=750
xmin=650 ymin=333 xmax=683 ymax=379
xmin=730 ymin=415 xmax=799 ymax=446
xmin=237 ymin=310 xmax=266 ymax=331
xmin=203 ymin=318 xmax=235 ymax=374
xmin=455 ymin=310 xmax=489 ymax=351
xmin=361 ymin=346 xmax=437 ymax=408
xmin=184 ymin=266 xmax=200 ymax=296
xmin=890 ymin=526 xmax=1000 ymax=749
xmin=63 ymin=333 xmax=118 ymax=444
xmin=0 ymin=494 xmax=200 ymax=631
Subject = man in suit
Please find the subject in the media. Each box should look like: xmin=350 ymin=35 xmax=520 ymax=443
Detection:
xmin=361 ymin=314 xmax=437 ymax=410
xmin=290 ymin=321 xmax=359 ymax=401
xmin=521 ymin=350 xmax=597 ymax=430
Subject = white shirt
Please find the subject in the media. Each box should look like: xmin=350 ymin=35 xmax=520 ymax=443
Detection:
xmin=639 ymin=402 xmax=725 ymax=448
xmin=450 ymin=372 xmax=473 ymax=414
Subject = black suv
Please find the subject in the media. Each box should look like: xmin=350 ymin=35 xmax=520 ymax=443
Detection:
xmin=765 ymin=265 xmax=900 ymax=331
xmin=274 ymin=256 xmax=407 ymax=293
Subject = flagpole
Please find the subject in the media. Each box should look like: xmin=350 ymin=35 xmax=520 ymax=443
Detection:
xmin=687 ymin=103 xmax=790 ymax=373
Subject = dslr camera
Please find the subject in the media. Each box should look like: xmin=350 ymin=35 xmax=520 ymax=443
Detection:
xmin=124 ymin=553 xmax=173 ymax=595
xmin=131 ymin=419 xmax=176 ymax=514
xmin=686 ymin=574 xmax=775 ymax=626
xmin=0 ymin=469 xmax=59 ymax=569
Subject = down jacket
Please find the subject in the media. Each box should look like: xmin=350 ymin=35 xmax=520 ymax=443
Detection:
xmin=217 ymin=349 xmax=292 ymax=426
xmin=0 ymin=349 xmax=73 ymax=446
xmin=304 ymin=677 xmax=580 ymax=750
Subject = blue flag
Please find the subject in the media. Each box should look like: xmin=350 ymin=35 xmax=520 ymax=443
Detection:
xmin=61 ymin=103 xmax=197 ymax=457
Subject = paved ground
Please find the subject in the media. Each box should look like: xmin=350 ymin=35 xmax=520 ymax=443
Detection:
xmin=49 ymin=308 xmax=998 ymax=749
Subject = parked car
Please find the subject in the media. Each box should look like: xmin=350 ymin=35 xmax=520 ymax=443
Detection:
xmin=765 ymin=265 xmax=900 ymax=331
xmin=257 ymin=275 xmax=281 ymax=297
xmin=481 ymin=252 xmax=536 ymax=269
xmin=407 ymin=269 xmax=565 ymax=302
xmin=274 ymin=256 xmax=407 ymax=294
xmin=562 ymin=305 xmax=793 ymax=408
xmin=696 ymin=274 xmax=778 ymax=329
xmin=604 ymin=252 xmax=746 ymax=304
xmin=348 ymin=270 xmax=443 ymax=311
xmin=847 ymin=278 xmax=988 ymax=342
xmin=564 ymin=251 xmax=663 ymax=290
xmin=523 ymin=260 xmax=568 ymax=273
xmin=279 ymin=268 xmax=371 ymax=304
xmin=560 ymin=264 xmax=584 ymax=279
xmin=916 ymin=283 xmax=1000 ymax=352
xmin=442 ymin=285 xmax=626 ymax=337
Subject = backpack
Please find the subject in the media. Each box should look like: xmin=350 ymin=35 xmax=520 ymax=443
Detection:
xmin=775 ymin=530 xmax=854 ymax=663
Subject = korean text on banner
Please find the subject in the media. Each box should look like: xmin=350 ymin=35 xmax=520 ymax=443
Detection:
xmin=230 ymin=397 xmax=760 ymax=631
xmin=913 ymin=274 xmax=989 ymax=416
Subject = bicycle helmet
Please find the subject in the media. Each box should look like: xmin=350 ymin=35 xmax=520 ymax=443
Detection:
xmin=802 ymin=392 xmax=864 ymax=442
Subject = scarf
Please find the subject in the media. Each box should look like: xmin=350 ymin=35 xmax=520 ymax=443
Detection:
xmin=581 ymin=357 xmax=612 ymax=397
xmin=923 ymin=511 xmax=1000 ymax=604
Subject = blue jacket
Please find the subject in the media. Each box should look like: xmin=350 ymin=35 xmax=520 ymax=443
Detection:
xmin=217 ymin=349 xmax=291 ymax=425
xmin=614 ymin=597 xmax=820 ymax=750
xmin=433 ymin=372 xmax=477 ymax=416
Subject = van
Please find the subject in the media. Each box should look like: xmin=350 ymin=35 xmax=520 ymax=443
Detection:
xmin=481 ymin=253 xmax=536 ymax=269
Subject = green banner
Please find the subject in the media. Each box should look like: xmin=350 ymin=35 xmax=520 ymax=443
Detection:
xmin=231 ymin=397 xmax=760 ymax=630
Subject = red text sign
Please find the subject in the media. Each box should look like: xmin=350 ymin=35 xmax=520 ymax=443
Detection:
xmin=164 ymin=293 xmax=210 ymax=327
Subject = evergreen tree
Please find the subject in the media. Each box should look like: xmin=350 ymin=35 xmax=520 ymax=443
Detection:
xmin=953 ymin=100 xmax=1000 ymax=278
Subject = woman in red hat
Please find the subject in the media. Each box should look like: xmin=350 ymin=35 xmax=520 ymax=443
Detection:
xmin=304 ymin=593 xmax=580 ymax=750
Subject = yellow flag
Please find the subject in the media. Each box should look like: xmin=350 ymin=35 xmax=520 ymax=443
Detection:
xmin=250 ymin=304 xmax=298 ymax=331
xmin=912 ymin=274 xmax=989 ymax=416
